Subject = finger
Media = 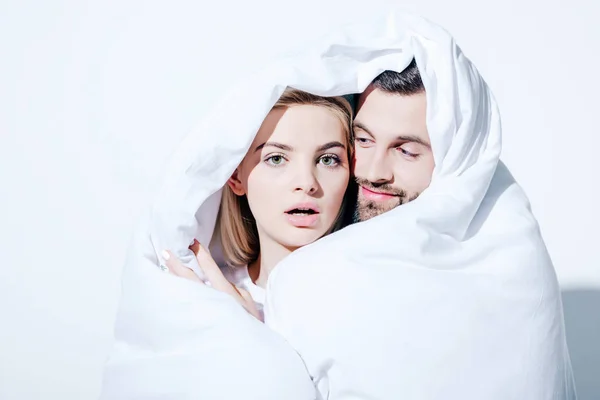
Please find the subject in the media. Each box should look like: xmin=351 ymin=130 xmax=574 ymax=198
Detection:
xmin=192 ymin=242 xmax=240 ymax=298
xmin=189 ymin=238 xmax=201 ymax=255
xmin=162 ymin=250 xmax=204 ymax=284
xmin=189 ymin=238 xmax=213 ymax=256
xmin=161 ymin=250 xmax=182 ymax=273
xmin=237 ymin=288 xmax=261 ymax=320
xmin=237 ymin=288 xmax=253 ymax=302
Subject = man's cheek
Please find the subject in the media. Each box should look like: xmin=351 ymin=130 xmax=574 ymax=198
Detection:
xmin=352 ymin=154 xmax=367 ymax=177
xmin=415 ymin=165 xmax=433 ymax=191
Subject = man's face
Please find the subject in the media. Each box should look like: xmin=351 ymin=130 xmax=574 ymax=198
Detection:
xmin=353 ymin=86 xmax=435 ymax=221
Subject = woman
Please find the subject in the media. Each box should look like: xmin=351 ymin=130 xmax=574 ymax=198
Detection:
xmin=163 ymin=88 xmax=353 ymax=320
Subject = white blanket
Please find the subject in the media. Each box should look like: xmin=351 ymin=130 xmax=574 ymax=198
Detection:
xmin=265 ymin=11 xmax=577 ymax=400
xmin=101 ymin=10 xmax=576 ymax=400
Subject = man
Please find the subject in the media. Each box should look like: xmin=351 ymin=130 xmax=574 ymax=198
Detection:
xmin=351 ymin=59 xmax=434 ymax=222
xmin=265 ymin=57 xmax=576 ymax=399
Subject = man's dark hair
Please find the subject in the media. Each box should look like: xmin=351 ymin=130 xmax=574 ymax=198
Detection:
xmin=371 ymin=59 xmax=424 ymax=95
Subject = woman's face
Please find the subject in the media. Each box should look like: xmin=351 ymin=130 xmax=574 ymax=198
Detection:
xmin=228 ymin=105 xmax=350 ymax=250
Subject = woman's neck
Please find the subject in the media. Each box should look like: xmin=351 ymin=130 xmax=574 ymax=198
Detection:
xmin=248 ymin=236 xmax=298 ymax=289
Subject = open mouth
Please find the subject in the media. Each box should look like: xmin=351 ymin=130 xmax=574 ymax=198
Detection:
xmin=285 ymin=207 xmax=319 ymax=216
xmin=285 ymin=204 xmax=321 ymax=228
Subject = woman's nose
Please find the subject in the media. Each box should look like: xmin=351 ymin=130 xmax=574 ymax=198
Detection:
xmin=293 ymin=168 xmax=319 ymax=195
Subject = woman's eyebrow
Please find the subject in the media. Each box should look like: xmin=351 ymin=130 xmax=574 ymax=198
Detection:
xmin=255 ymin=142 xmax=293 ymax=152
xmin=317 ymin=141 xmax=346 ymax=151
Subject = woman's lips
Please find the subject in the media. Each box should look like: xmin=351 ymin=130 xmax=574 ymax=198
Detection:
xmin=286 ymin=213 xmax=319 ymax=227
xmin=360 ymin=186 xmax=398 ymax=202
xmin=285 ymin=202 xmax=320 ymax=228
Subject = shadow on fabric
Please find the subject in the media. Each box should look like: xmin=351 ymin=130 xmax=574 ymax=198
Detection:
xmin=562 ymin=288 xmax=600 ymax=400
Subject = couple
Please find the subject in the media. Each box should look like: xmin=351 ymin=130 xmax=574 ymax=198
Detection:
xmin=162 ymin=60 xmax=430 ymax=324
xmin=101 ymin=12 xmax=576 ymax=400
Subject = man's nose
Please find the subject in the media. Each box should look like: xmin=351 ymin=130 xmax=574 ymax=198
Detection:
xmin=365 ymin=152 xmax=393 ymax=184
xmin=293 ymin=166 xmax=319 ymax=195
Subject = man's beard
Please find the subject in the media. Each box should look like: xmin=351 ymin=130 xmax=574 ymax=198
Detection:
xmin=353 ymin=178 xmax=420 ymax=222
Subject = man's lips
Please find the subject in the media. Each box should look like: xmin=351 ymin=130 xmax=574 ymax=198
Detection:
xmin=360 ymin=186 xmax=398 ymax=202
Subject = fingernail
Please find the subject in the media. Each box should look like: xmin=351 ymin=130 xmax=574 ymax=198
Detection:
xmin=161 ymin=250 xmax=170 ymax=261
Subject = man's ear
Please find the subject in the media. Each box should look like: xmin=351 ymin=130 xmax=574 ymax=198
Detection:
xmin=227 ymin=169 xmax=246 ymax=196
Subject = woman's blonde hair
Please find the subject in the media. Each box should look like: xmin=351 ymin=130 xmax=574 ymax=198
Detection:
xmin=217 ymin=88 xmax=354 ymax=267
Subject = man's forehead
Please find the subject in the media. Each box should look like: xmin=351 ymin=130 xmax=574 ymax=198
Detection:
xmin=354 ymin=88 xmax=428 ymax=140
xmin=356 ymin=84 xmax=377 ymax=110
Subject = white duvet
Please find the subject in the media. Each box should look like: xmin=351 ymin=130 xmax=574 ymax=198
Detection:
xmin=101 ymin=10 xmax=576 ymax=400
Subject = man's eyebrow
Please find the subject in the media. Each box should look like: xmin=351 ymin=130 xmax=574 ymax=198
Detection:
xmin=255 ymin=142 xmax=293 ymax=152
xmin=354 ymin=120 xmax=431 ymax=148
xmin=352 ymin=121 xmax=374 ymax=138
xmin=317 ymin=141 xmax=346 ymax=152
xmin=394 ymin=135 xmax=431 ymax=149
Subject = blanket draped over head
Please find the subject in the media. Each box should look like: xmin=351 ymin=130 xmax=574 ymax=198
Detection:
xmin=101 ymin=10 xmax=576 ymax=400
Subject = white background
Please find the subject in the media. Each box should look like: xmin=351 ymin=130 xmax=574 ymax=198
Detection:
xmin=1 ymin=0 xmax=598 ymax=398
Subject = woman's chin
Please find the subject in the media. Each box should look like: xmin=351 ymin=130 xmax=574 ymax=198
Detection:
xmin=277 ymin=226 xmax=330 ymax=250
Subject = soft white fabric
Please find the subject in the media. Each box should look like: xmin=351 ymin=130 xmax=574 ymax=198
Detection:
xmin=264 ymin=12 xmax=577 ymax=400
xmin=100 ymin=214 xmax=316 ymax=400
xmin=101 ymin=10 xmax=576 ymax=400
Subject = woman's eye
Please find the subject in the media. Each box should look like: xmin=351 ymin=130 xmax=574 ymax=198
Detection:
xmin=266 ymin=155 xmax=286 ymax=166
xmin=319 ymin=155 xmax=340 ymax=167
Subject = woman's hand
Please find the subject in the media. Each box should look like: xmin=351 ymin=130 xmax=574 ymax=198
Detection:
xmin=162 ymin=240 xmax=261 ymax=320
